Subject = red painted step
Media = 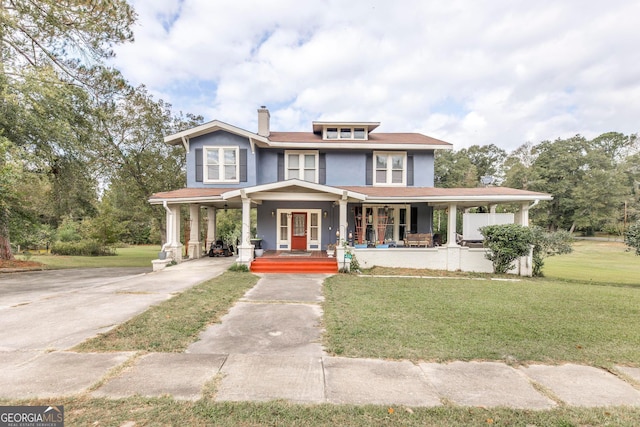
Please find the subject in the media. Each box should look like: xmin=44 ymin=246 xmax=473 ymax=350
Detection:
xmin=250 ymin=258 xmax=338 ymax=273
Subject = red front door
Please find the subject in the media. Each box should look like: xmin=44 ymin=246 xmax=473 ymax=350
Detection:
xmin=291 ymin=212 xmax=307 ymax=250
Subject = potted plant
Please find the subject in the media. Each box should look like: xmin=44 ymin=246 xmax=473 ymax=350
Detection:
xmin=326 ymin=243 xmax=336 ymax=257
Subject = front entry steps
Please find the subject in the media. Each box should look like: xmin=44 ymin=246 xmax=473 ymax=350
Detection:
xmin=250 ymin=251 xmax=338 ymax=274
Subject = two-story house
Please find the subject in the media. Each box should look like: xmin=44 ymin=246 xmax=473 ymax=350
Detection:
xmin=149 ymin=107 xmax=551 ymax=275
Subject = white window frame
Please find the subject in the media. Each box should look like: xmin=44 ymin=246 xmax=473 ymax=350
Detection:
xmin=363 ymin=204 xmax=411 ymax=244
xmin=285 ymin=150 xmax=319 ymax=183
xmin=203 ymin=146 xmax=239 ymax=183
xmin=323 ymin=126 xmax=368 ymax=140
xmin=276 ymin=208 xmax=323 ymax=250
xmin=373 ymin=151 xmax=407 ymax=186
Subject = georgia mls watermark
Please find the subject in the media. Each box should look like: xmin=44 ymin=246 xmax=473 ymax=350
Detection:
xmin=0 ymin=406 xmax=64 ymax=427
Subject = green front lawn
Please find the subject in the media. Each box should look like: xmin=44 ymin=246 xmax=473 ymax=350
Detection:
xmin=323 ymin=275 xmax=640 ymax=367
xmin=17 ymin=245 xmax=160 ymax=269
xmin=544 ymin=240 xmax=640 ymax=285
xmin=2 ymin=397 xmax=639 ymax=427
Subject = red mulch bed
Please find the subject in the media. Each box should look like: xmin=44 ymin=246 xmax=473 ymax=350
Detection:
xmin=0 ymin=259 xmax=45 ymax=269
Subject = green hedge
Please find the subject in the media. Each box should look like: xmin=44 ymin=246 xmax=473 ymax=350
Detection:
xmin=51 ymin=240 xmax=116 ymax=256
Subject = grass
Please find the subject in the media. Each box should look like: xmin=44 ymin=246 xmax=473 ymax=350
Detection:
xmin=15 ymin=245 xmax=160 ymax=269
xmin=74 ymin=271 xmax=259 ymax=352
xmin=4 ymin=241 xmax=640 ymax=424
xmin=2 ymin=397 xmax=639 ymax=426
xmin=544 ymin=240 xmax=640 ymax=286
xmin=322 ymin=275 xmax=640 ymax=367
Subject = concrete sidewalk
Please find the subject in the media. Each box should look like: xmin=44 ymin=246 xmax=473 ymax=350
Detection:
xmin=2 ymin=271 xmax=640 ymax=408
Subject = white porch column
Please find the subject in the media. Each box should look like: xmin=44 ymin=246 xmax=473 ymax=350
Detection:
xmin=188 ymin=204 xmax=202 ymax=259
xmin=447 ymin=203 xmax=458 ymax=247
xmin=516 ymin=202 xmax=530 ymax=226
xmin=337 ymin=198 xmax=349 ymax=270
xmin=446 ymin=203 xmax=461 ymax=271
xmin=168 ymin=204 xmax=183 ymax=262
xmin=236 ymin=197 xmax=254 ymax=264
xmin=206 ymin=207 xmax=217 ymax=249
xmin=338 ymin=199 xmax=348 ymax=242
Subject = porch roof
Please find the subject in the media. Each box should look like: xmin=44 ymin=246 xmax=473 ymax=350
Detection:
xmin=337 ymin=186 xmax=552 ymax=208
xmin=149 ymin=183 xmax=552 ymax=209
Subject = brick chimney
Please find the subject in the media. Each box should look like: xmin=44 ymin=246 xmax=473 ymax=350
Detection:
xmin=257 ymin=106 xmax=270 ymax=137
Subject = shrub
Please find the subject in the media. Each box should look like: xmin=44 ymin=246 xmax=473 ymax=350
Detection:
xmin=228 ymin=263 xmax=249 ymax=272
xmin=625 ymin=221 xmax=640 ymax=255
xmin=480 ymin=224 xmax=534 ymax=274
xmin=531 ymin=227 xmax=574 ymax=276
xmin=51 ymin=240 xmax=116 ymax=256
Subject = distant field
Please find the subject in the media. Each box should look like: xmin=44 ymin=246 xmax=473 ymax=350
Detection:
xmin=17 ymin=245 xmax=160 ymax=269
xmin=544 ymin=240 xmax=640 ymax=285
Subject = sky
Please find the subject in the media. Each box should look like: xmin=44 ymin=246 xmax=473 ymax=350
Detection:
xmin=111 ymin=0 xmax=640 ymax=152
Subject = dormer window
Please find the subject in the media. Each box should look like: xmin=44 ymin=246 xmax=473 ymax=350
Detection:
xmin=324 ymin=126 xmax=368 ymax=140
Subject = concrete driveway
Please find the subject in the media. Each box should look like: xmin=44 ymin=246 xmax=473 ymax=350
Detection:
xmin=0 ymin=258 xmax=234 ymax=352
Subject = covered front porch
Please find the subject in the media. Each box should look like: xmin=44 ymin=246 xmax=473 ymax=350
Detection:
xmin=149 ymin=182 xmax=551 ymax=276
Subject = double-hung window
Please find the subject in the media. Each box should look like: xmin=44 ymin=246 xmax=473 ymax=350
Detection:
xmin=285 ymin=150 xmax=318 ymax=183
xmin=374 ymin=152 xmax=406 ymax=185
xmin=204 ymin=147 xmax=239 ymax=183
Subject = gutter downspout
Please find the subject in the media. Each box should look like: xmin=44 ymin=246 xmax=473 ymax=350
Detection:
xmin=529 ymin=199 xmax=540 ymax=209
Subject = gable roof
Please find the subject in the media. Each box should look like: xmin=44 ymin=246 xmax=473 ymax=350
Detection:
xmin=164 ymin=120 xmax=452 ymax=150
xmin=266 ymin=132 xmax=451 ymax=149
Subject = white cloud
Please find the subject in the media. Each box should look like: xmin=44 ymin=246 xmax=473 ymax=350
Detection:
xmin=113 ymin=0 xmax=640 ymax=151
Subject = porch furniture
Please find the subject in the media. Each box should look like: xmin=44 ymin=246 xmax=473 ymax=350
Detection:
xmin=404 ymin=233 xmax=432 ymax=247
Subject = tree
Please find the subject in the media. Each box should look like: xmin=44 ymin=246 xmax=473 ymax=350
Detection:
xmin=503 ymin=142 xmax=537 ymax=190
xmin=0 ymin=138 xmax=21 ymax=259
xmin=625 ymin=221 xmax=640 ymax=256
xmin=480 ymin=224 xmax=534 ymax=274
xmin=0 ymin=0 xmax=136 ymax=259
xmin=528 ymin=134 xmax=631 ymax=233
xmin=92 ymin=84 xmax=202 ymax=244
xmin=459 ymin=144 xmax=507 ymax=185
xmin=434 ymin=150 xmax=478 ymax=188
xmin=530 ymin=227 xmax=573 ymax=277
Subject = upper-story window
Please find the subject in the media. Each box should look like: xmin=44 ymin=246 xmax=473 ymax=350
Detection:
xmin=324 ymin=127 xmax=367 ymax=140
xmin=374 ymin=151 xmax=406 ymax=186
xmin=286 ymin=150 xmax=318 ymax=183
xmin=204 ymin=146 xmax=239 ymax=183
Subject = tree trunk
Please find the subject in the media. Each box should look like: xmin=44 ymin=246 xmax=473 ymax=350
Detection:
xmin=0 ymin=207 xmax=15 ymax=260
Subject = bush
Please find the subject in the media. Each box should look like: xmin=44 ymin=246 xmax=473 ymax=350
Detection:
xmin=480 ymin=224 xmax=534 ymax=274
xmin=531 ymin=227 xmax=573 ymax=276
xmin=625 ymin=221 xmax=640 ymax=255
xmin=228 ymin=263 xmax=249 ymax=272
xmin=51 ymin=240 xmax=116 ymax=256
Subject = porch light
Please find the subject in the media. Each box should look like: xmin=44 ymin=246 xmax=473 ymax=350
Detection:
xmin=271 ymin=210 xmax=275 ymax=217
xmin=384 ymin=205 xmax=389 ymax=213
xmin=323 ymin=210 xmax=328 ymax=218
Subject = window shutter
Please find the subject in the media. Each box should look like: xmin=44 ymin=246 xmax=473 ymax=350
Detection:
xmin=277 ymin=153 xmax=284 ymax=181
xmin=319 ymin=153 xmax=326 ymax=184
xmin=365 ymin=153 xmax=373 ymax=185
xmin=407 ymin=155 xmax=414 ymax=186
xmin=239 ymin=149 xmax=247 ymax=182
xmin=195 ymin=148 xmax=203 ymax=182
